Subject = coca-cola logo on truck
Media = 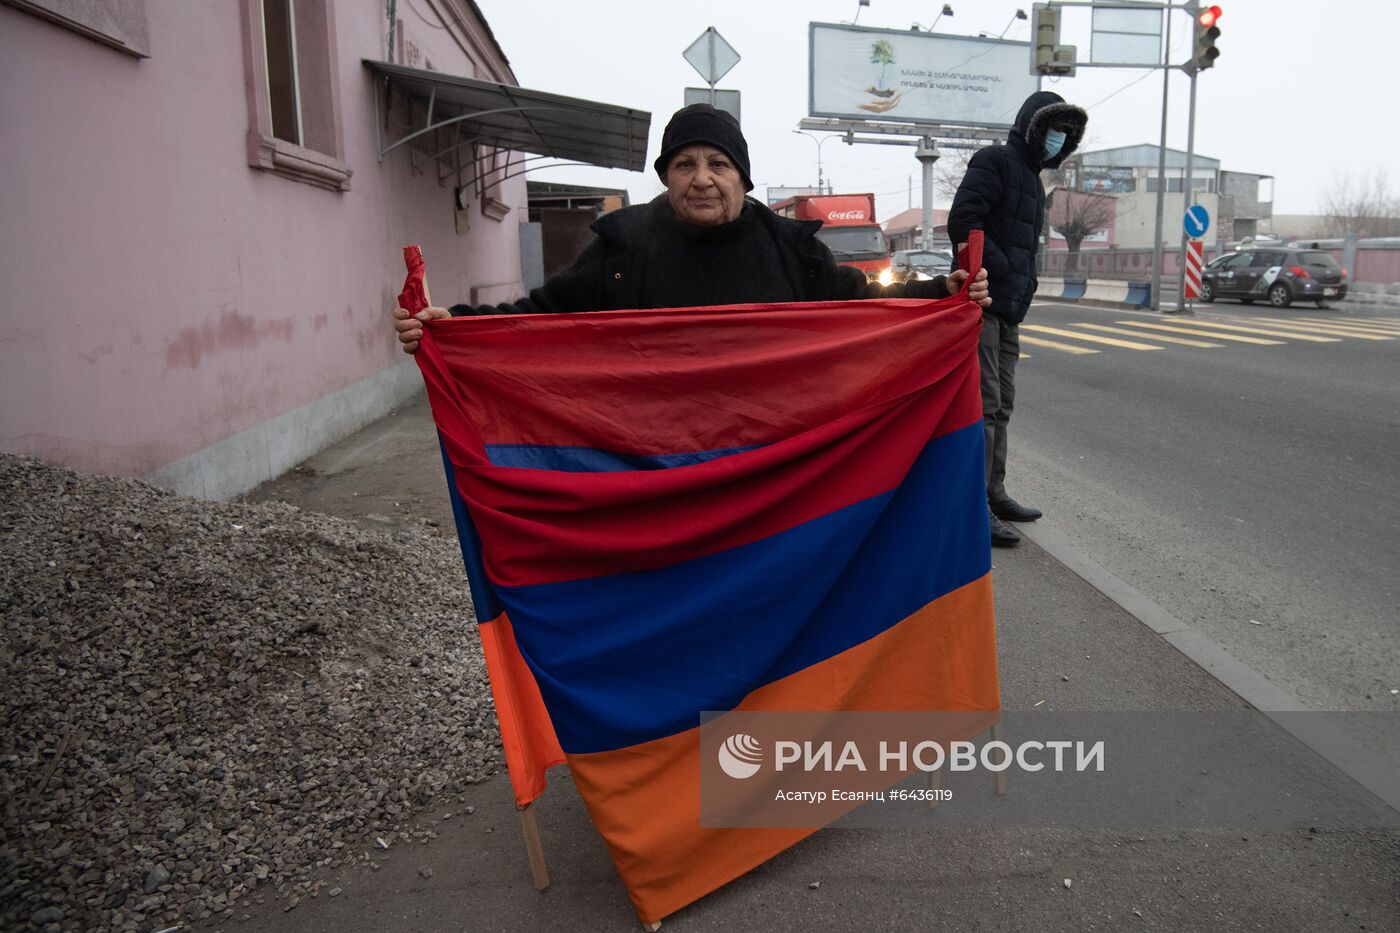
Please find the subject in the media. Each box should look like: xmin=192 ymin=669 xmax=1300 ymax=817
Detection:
xmin=827 ymin=209 xmax=868 ymax=221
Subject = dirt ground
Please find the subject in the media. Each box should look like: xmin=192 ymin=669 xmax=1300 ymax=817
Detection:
xmin=244 ymin=394 xmax=456 ymax=534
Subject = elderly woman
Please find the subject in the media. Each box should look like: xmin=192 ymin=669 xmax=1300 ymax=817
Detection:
xmin=395 ymin=104 xmax=988 ymax=352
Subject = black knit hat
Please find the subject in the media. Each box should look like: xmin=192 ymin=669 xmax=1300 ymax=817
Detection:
xmin=653 ymin=103 xmax=754 ymax=192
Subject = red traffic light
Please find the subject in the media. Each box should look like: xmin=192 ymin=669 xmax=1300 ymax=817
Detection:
xmin=1198 ymin=5 xmax=1222 ymax=27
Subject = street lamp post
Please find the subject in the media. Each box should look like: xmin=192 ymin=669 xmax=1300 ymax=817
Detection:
xmin=913 ymin=6 xmax=954 ymax=33
xmin=999 ymin=8 xmax=1028 ymax=39
xmin=792 ymin=130 xmax=836 ymax=194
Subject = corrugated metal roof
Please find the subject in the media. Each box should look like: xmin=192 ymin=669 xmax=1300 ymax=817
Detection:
xmin=1077 ymin=143 xmax=1220 ymax=170
xmin=364 ymin=60 xmax=650 ymax=171
xmin=883 ymin=207 xmax=948 ymax=234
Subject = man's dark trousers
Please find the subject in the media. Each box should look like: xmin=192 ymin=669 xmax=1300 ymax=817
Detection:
xmin=978 ymin=315 xmax=1019 ymax=503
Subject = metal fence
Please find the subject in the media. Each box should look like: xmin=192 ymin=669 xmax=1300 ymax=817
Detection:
xmin=1036 ymin=247 xmax=1220 ymax=281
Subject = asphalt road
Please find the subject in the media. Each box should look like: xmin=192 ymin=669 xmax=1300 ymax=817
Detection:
xmin=1008 ymin=300 xmax=1400 ymax=711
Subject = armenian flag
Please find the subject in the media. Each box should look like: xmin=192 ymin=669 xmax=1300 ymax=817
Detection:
xmin=407 ymin=238 xmax=1000 ymax=924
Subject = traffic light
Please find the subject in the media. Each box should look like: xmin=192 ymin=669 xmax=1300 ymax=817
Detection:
xmin=1191 ymin=5 xmax=1222 ymax=71
xmin=1030 ymin=3 xmax=1076 ymax=76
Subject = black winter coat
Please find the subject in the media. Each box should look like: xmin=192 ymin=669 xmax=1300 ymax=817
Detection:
xmin=450 ymin=195 xmax=953 ymax=316
xmin=947 ymin=91 xmax=1087 ymax=324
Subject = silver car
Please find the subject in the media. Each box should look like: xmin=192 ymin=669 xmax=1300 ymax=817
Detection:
xmin=889 ymin=249 xmax=955 ymax=284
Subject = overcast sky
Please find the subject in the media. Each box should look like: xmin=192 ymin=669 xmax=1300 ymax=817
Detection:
xmin=473 ymin=0 xmax=1398 ymax=222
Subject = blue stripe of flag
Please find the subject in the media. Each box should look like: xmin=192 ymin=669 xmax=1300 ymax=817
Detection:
xmin=495 ymin=421 xmax=989 ymax=754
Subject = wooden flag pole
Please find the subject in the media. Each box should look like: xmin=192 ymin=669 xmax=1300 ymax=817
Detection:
xmin=518 ymin=804 xmax=550 ymax=890
xmin=404 ymin=245 xmax=554 ymax=896
xmin=990 ymin=723 xmax=1007 ymax=796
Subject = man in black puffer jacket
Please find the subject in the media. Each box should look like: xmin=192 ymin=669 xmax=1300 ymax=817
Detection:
xmin=948 ymin=90 xmax=1086 ymax=547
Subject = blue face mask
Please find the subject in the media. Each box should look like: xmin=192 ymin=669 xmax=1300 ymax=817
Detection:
xmin=1044 ymin=129 xmax=1066 ymax=160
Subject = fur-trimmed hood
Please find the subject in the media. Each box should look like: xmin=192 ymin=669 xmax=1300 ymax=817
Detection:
xmin=1011 ymin=90 xmax=1087 ymax=171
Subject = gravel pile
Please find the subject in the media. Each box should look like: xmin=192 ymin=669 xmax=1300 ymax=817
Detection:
xmin=0 ymin=454 xmax=501 ymax=932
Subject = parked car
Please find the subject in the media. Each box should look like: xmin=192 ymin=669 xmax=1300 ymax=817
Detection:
xmin=889 ymin=249 xmax=955 ymax=285
xmin=1200 ymin=248 xmax=1348 ymax=308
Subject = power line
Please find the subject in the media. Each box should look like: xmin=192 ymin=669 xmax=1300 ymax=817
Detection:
xmin=1086 ymin=69 xmax=1156 ymax=110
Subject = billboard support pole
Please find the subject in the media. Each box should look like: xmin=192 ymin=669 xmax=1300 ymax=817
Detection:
xmin=916 ymin=137 xmax=941 ymax=252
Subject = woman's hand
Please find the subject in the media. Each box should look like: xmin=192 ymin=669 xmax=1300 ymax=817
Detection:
xmin=393 ymin=305 xmax=450 ymax=354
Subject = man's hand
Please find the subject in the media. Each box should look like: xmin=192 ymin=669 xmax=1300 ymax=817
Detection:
xmin=947 ymin=268 xmax=992 ymax=307
xmin=393 ymin=305 xmax=450 ymax=354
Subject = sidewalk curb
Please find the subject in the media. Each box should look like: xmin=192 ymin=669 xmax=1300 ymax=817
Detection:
xmin=1018 ymin=520 xmax=1400 ymax=815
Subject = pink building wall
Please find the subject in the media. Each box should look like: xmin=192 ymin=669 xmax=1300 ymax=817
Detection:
xmin=1312 ymin=248 xmax=1400 ymax=285
xmin=0 ymin=1 xmax=528 ymax=498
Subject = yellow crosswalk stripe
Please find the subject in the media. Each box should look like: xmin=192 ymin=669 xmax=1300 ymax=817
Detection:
xmin=1293 ymin=312 xmax=1400 ymax=326
xmin=1070 ymin=322 xmax=1224 ymax=348
xmin=1250 ymin=316 xmax=1386 ymax=333
xmin=1301 ymin=316 xmax=1400 ymax=333
xmin=1248 ymin=317 xmax=1394 ymax=340
xmin=1019 ymin=335 xmax=1099 ymax=355
xmin=1176 ymin=319 xmax=1340 ymax=342
xmin=1112 ymin=320 xmax=1283 ymax=345
xmin=1022 ymin=324 xmax=1163 ymax=350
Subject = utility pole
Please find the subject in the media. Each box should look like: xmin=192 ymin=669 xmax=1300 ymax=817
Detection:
xmin=1174 ymin=67 xmax=1199 ymax=310
xmin=1150 ymin=10 xmax=1171 ymax=311
xmin=1175 ymin=2 xmax=1221 ymax=309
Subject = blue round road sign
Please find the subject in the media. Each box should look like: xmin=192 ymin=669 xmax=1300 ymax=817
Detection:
xmin=1184 ymin=204 xmax=1210 ymax=238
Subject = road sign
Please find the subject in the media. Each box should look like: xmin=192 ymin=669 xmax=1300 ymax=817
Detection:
xmin=683 ymin=27 xmax=740 ymax=86
xmin=683 ymin=87 xmax=740 ymax=123
xmin=1183 ymin=204 xmax=1210 ymax=239
xmin=1184 ymin=239 xmax=1204 ymax=300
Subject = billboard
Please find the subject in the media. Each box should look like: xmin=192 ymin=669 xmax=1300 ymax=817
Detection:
xmin=765 ymin=186 xmax=822 ymax=205
xmin=809 ymin=23 xmax=1039 ymax=129
xmin=1077 ymin=167 xmax=1136 ymax=194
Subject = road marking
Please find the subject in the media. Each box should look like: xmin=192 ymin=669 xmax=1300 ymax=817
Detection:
xmin=1181 ymin=319 xmax=1341 ymax=342
xmin=1019 ymin=335 xmax=1099 ymax=355
xmin=1300 ymin=315 xmax=1400 ymax=332
xmin=1111 ymin=320 xmax=1284 ymax=345
xmin=1022 ymin=324 xmax=1163 ymax=350
xmin=1069 ymin=322 xmax=1225 ymax=348
xmin=1247 ymin=318 xmax=1395 ymax=340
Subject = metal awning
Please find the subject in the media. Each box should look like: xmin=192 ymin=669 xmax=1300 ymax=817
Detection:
xmin=363 ymin=60 xmax=650 ymax=188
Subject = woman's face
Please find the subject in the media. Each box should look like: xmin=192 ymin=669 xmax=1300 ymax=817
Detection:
xmin=663 ymin=146 xmax=745 ymax=227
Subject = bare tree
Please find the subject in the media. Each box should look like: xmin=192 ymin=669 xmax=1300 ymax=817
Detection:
xmin=933 ymin=147 xmax=976 ymax=201
xmin=1046 ymin=183 xmax=1116 ymax=272
xmin=1318 ymin=168 xmax=1400 ymax=238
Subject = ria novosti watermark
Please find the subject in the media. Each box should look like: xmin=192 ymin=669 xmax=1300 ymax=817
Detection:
xmin=719 ymin=733 xmax=1104 ymax=781
xmin=699 ymin=711 xmax=1400 ymax=830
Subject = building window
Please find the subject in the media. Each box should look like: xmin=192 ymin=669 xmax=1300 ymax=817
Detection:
xmin=241 ymin=0 xmax=351 ymax=191
xmin=262 ymin=0 xmax=301 ymax=145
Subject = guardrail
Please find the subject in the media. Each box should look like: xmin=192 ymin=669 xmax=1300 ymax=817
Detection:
xmin=1036 ymin=276 xmax=1152 ymax=308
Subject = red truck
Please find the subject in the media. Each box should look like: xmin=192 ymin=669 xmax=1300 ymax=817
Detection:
xmin=769 ymin=193 xmax=891 ymax=284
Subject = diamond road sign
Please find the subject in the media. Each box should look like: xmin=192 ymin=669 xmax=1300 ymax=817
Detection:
xmin=683 ymin=27 xmax=740 ymax=86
